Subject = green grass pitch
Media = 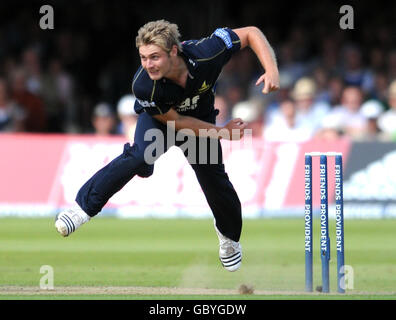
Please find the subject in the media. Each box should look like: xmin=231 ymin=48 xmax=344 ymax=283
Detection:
xmin=0 ymin=217 xmax=396 ymax=299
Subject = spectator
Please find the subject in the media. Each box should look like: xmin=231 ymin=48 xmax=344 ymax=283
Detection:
xmin=278 ymin=43 xmax=307 ymax=85
xmin=387 ymin=50 xmax=396 ymax=81
xmin=40 ymin=59 xmax=76 ymax=132
xmin=311 ymin=67 xmax=331 ymax=103
xmin=327 ymin=75 xmax=345 ymax=107
xmin=224 ymin=82 xmax=245 ymax=108
xmin=263 ymin=99 xmax=313 ymax=142
xmin=359 ymin=99 xmax=385 ymax=141
xmin=378 ymin=80 xmax=396 ymax=140
xmin=323 ymin=86 xmax=367 ymax=139
xmin=291 ymin=77 xmax=330 ymax=136
xmin=91 ymin=103 xmax=116 ymax=136
xmin=0 ymin=77 xmax=25 ymax=132
xmin=317 ymin=36 xmax=342 ymax=76
xmin=314 ymin=119 xmax=344 ymax=141
xmin=116 ymin=94 xmax=137 ymax=141
xmin=232 ymin=98 xmax=264 ymax=137
xmin=370 ymin=72 xmax=389 ymax=104
xmin=368 ymin=47 xmax=386 ymax=73
xmin=22 ymin=47 xmax=42 ymax=95
xmin=10 ymin=68 xmax=47 ymax=132
xmin=341 ymin=44 xmax=374 ymax=94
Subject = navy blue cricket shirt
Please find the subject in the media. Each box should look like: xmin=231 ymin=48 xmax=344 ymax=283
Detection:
xmin=132 ymin=28 xmax=241 ymax=120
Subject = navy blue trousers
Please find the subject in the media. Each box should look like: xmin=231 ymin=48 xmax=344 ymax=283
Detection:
xmin=76 ymin=111 xmax=242 ymax=241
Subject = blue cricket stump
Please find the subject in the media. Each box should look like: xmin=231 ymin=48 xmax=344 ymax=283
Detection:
xmin=335 ymin=155 xmax=345 ymax=293
xmin=320 ymin=155 xmax=330 ymax=293
xmin=304 ymin=155 xmax=313 ymax=292
xmin=304 ymin=152 xmax=345 ymax=294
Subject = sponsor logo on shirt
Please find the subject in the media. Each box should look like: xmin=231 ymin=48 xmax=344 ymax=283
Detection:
xmin=176 ymin=95 xmax=200 ymax=112
xmin=137 ymin=98 xmax=157 ymax=108
xmin=188 ymin=58 xmax=196 ymax=67
xmin=214 ymin=28 xmax=232 ymax=49
xmin=198 ymin=81 xmax=211 ymax=94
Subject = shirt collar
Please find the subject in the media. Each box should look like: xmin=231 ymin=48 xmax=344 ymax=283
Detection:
xmin=179 ymin=50 xmax=197 ymax=79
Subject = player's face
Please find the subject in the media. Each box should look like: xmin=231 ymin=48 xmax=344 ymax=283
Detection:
xmin=139 ymin=44 xmax=172 ymax=80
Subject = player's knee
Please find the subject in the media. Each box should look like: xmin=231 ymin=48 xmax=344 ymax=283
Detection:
xmin=122 ymin=143 xmax=154 ymax=177
xmin=123 ymin=142 xmax=144 ymax=163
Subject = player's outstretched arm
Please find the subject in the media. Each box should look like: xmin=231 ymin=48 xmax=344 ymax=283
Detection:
xmin=153 ymin=108 xmax=247 ymax=141
xmin=232 ymin=27 xmax=280 ymax=94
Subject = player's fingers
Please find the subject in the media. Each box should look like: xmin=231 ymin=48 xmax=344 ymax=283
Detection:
xmin=255 ymin=75 xmax=264 ymax=86
xmin=270 ymin=83 xmax=280 ymax=92
xmin=262 ymin=79 xmax=270 ymax=94
xmin=238 ymin=121 xmax=248 ymax=129
xmin=233 ymin=118 xmax=243 ymax=124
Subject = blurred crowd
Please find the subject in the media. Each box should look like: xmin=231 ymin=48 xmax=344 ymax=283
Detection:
xmin=1 ymin=1 xmax=396 ymax=142
xmin=215 ymin=43 xmax=396 ymax=142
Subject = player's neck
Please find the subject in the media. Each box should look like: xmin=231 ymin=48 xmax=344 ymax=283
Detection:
xmin=165 ymin=56 xmax=188 ymax=88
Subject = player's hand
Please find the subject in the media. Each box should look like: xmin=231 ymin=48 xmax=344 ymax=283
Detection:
xmin=221 ymin=118 xmax=248 ymax=140
xmin=255 ymin=70 xmax=280 ymax=94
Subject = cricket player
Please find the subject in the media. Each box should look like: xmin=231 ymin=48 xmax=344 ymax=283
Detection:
xmin=55 ymin=20 xmax=279 ymax=272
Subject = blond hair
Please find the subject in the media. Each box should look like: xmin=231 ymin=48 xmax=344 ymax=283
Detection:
xmin=135 ymin=20 xmax=182 ymax=53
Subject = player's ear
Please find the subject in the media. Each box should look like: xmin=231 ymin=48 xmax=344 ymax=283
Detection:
xmin=169 ymin=45 xmax=178 ymax=57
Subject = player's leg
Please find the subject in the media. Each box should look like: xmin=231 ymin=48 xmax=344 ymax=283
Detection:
xmin=181 ymin=135 xmax=243 ymax=271
xmin=56 ymin=112 xmax=168 ymax=236
xmin=192 ymin=163 xmax=242 ymax=242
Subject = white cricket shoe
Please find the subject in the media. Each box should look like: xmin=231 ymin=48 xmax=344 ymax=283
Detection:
xmin=55 ymin=208 xmax=91 ymax=237
xmin=214 ymin=221 xmax=242 ymax=272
